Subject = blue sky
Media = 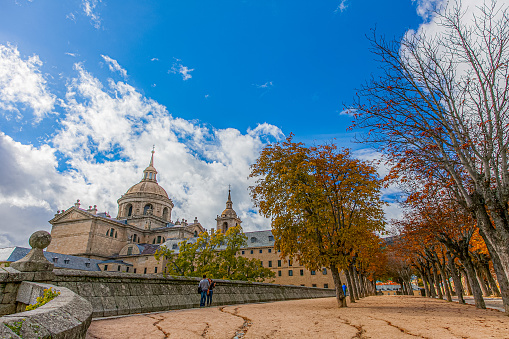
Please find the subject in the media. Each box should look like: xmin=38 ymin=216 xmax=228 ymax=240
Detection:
xmin=0 ymin=0 xmax=429 ymax=246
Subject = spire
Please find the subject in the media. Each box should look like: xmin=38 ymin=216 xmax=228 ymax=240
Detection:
xmin=143 ymin=147 xmax=157 ymax=182
xmin=226 ymin=186 xmax=233 ymax=209
xmin=149 ymin=145 xmax=155 ymax=167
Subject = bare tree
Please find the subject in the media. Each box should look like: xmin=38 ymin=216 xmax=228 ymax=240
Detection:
xmin=352 ymin=0 xmax=509 ymax=313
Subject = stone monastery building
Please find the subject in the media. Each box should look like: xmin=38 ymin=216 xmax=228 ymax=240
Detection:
xmin=45 ymin=151 xmax=335 ymax=288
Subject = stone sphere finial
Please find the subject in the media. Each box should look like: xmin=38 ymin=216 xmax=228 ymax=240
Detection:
xmin=29 ymin=230 xmax=52 ymax=250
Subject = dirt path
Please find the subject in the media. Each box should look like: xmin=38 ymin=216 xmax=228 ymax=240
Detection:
xmin=86 ymin=295 xmax=509 ymax=339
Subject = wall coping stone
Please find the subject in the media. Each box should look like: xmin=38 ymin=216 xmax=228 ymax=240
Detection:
xmin=0 ymin=282 xmax=92 ymax=339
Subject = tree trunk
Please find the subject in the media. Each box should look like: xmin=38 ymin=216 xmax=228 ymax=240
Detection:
xmin=432 ymin=264 xmax=443 ymax=299
xmin=425 ymin=266 xmax=437 ymax=297
xmin=351 ymin=266 xmax=361 ymax=300
xmin=354 ymin=268 xmax=363 ymax=298
xmin=344 ymin=267 xmax=356 ymax=303
xmin=461 ymin=256 xmax=486 ymax=309
xmin=460 ymin=268 xmax=472 ymax=295
xmin=482 ymin=261 xmax=501 ymax=297
xmin=419 ymin=270 xmax=429 ymax=297
xmin=434 ymin=253 xmax=452 ymax=302
xmin=475 ymin=264 xmax=491 ymax=297
xmin=446 ymin=251 xmax=464 ymax=304
xmin=330 ymin=265 xmax=347 ymax=307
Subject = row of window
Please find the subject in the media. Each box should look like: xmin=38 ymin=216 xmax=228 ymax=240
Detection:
xmin=106 ymin=228 xmax=118 ymax=238
xmin=275 ymin=268 xmax=326 ymax=276
xmin=250 ymin=235 xmax=274 ymax=243
xmin=241 ymin=248 xmax=274 ymax=255
xmin=103 ymin=265 xmax=159 ymax=274
xmin=51 ymin=257 xmax=91 ymax=268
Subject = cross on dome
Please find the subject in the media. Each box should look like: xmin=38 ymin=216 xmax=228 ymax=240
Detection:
xmin=143 ymin=148 xmax=158 ymax=182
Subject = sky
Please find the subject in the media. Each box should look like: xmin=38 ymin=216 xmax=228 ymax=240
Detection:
xmin=0 ymin=0 xmax=443 ymax=247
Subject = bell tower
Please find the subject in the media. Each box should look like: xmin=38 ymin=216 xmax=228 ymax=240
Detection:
xmin=215 ymin=188 xmax=242 ymax=234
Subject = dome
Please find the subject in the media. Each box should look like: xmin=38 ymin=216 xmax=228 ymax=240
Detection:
xmin=221 ymin=208 xmax=237 ymax=218
xmin=126 ymin=181 xmax=169 ymax=199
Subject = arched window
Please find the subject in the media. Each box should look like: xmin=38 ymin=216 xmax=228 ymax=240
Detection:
xmin=144 ymin=204 xmax=153 ymax=215
xmin=223 ymin=222 xmax=228 ymax=232
xmin=149 ymin=173 xmax=152 ymax=179
xmin=157 ymin=236 xmax=161 ymax=243
xmin=162 ymin=237 xmax=165 ymax=242
xmin=126 ymin=204 xmax=133 ymax=217
xmin=133 ymin=234 xmax=137 ymax=242
xmin=162 ymin=207 xmax=169 ymax=221
xmin=109 ymin=228 xmax=115 ymax=237
xmin=114 ymin=231 xmax=118 ymax=238
xmin=194 ymin=231 xmax=198 ymax=237
xmin=106 ymin=229 xmax=109 ymax=236
xmin=152 ymin=238 xmax=156 ymax=244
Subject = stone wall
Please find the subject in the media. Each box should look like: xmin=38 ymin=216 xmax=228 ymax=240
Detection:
xmin=53 ymin=269 xmax=336 ymax=318
xmin=0 ymin=281 xmax=92 ymax=339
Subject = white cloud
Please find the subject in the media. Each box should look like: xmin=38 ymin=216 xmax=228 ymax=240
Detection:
xmin=412 ymin=0 xmax=445 ymax=21
xmin=101 ymin=55 xmax=128 ymax=78
xmin=0 ymin=44 xmax=56 ymax=122
xmin=66 ymin=12 xmax=77 ymax=22
xmin=82 ymin=0 xmax=101 ymax=29
xmin=169 ymin=59 xmax=194 ymax=81
xmin=0 ymin=58 xmax=283 ymax=246
xmin=335 ymin=0 xmax=348 ymax=13
xmin=338 ymin=108 xmax=356 ymax=116
xmin=65 ymin=52 xmax=78 ymax=57
xmin=151 ymin=58 xmax=159 ymax=62
xmin=205 ymin=94 xmax=209 ymax=98
xmin=255 ymin=81 xmax=273 ymax=89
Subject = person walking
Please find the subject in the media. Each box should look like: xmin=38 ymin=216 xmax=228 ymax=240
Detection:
xmin=199 ymin=274 xmax=210 ymax=307
xmin=207 ymin=278 xmax=216 ymax=306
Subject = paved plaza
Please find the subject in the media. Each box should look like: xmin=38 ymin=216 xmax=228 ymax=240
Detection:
xmin=86 ymin=295 xmax=509 ymax=338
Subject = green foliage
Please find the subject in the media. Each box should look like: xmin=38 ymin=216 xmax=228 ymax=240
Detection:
xmin=5 ymin=320 xmax=24 ymax=336
xmin=155 ymin=225 xmax=275 ymax=282
xmin=25 ymin=287 xmax=61 ymax=311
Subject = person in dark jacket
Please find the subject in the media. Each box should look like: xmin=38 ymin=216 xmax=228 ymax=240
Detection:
xmin=207 ymin=278 xmax=216 ymax=306
xmin=199 ymin=275 xmax=210 ymax=307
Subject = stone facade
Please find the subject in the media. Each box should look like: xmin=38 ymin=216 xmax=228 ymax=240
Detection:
xmin=44 ymin=151 xmax=337 ymax=289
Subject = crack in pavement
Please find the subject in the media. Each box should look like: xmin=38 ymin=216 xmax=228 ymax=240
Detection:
xmin=219 ymin=306 xmax=253 ymax=339
xmin=145 ymin=314 xmax=170 ymax=339
xmin=368 ymin=316 xmax=430 ymax=339
xmin=201 ymin=322 xmax=210 ymax=337
xmin=337 ymin=316 xmax=366 ymax=339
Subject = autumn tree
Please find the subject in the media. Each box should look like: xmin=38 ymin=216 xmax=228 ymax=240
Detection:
xmin=351 ymin=0 xmax=509 ymax=312
xmin=155 ymin=226 xmax=275 ymax=282
xmin=249 ymin=136 xmax=386 ymax=307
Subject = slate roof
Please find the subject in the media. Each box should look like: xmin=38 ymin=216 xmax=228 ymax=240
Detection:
xmin=136 ymin=244 xmax=161 ymax=255
xmin=100 ymin=259 xmax=133 ymax=266
xmin=0 ymin=247 xmax=102 ymax=271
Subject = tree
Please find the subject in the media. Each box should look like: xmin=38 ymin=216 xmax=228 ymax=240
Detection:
xmin=155 ymin=226 xmax=275 ymax=282
xmin=249 ymin=135 xmax=386 ymax=307
xmin=351 ymin=0 xmax=509 ymax=313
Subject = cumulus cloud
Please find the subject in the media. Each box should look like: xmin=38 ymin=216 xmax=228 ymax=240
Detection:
xmin=0 ymin=44 xmax=56 ymax=122
xmin=0 ymin=57 xmax=283 ymax=246
xmin=101 ymin=55 xmax=128 ymax=78
xmin=150 ymin=58 xmax=159 ymax=62
xmin=169 ymin=59 xmax=194 ymax=81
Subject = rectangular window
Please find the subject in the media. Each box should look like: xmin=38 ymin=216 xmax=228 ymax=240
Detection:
xmin=52 ymin=257 xmax=58 ymax=263
xmin=261 ymin=261 xmax=263 ymax=267
xmin=250 ymin=250 xmax=253 ymax=254
xmin=155 ymin=267 xmax=158 ymax=273
xmin=278 ymin=260 xmax=281 ymax=267
xmin=134 ymin=268 xmax=137 ymax=273
xmin=118 ymin=265 xmax=121 ymax=271
xmin=278 ymin=270 xmax=282 ymax=277
xmin=268 ymin=261 xmax=272 ymax=267
xmin=323 ymin=268 xmax=327 ymax=275
xmin=300 ymin=284 xmax=305 ymax=286
xmin=85 ymin=263 xmax=90 ymax=268
xmin=288 ymin=260 xmax=292 ymax=266
xmin=242 ymin=250 xmax=245 ymax=255
xmin=324 ymin=284 xmax=329 ymax=289
xmin=268 ymin=235 xmax=274 ymax=241
xmin=144 ymin=267 xmax=147 ymax=274
xmin=288 ymin=270 xmax=293 ymax=276
xmin=312 ymin=284 xmax=317 ymax=287
xmin=64 ymin=259 xmax=70 ymax=264
xmin=300 ymin=269 xmax=304 ymax=276
xmin=311 ymin=270 xmax=316 ymax=275
xmin=157 ymin=236 xmax=161 ymax=243
xmin=126 ymin=267 xmax=130 ymax=272
xmin=268 ymin=248 xmax=272 ymax=253
xmin=127 ymin=247 xmax=132 ymax=255
xmin=104 ymin=265 xmax=108 ymax=271
xmin=259 ymin=249 xmax=263 ymax=254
